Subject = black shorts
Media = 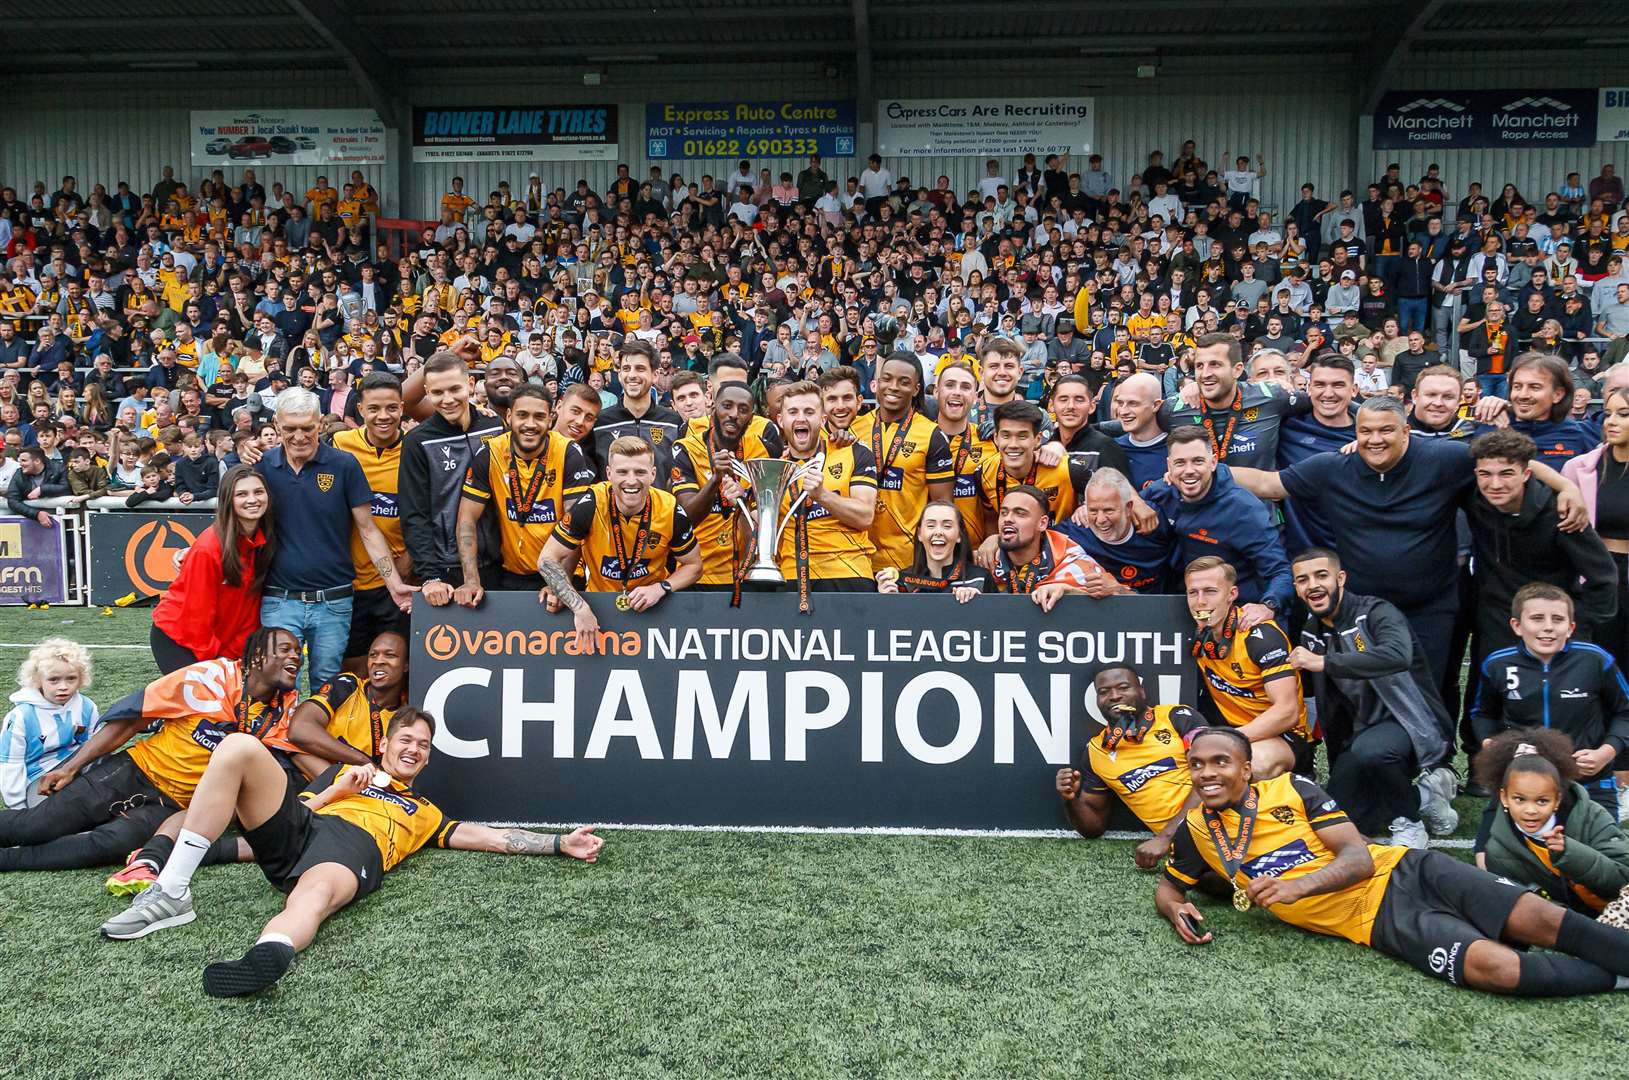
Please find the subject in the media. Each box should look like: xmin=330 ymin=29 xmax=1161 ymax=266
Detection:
xmin=345 ymin=585 xmax=410 ymax=659
xmin=495 ymin=569 xmax=543 ymax=591
xmin=806 ymin=577 xmax=876 ymax=593
xmin=1369 ymin=849 xmax=1527 ymax=987
xmin=243 ymin=782 xmax=384 ymax=899
xmin=1283 ymin=731 xmax=1317 ymax=777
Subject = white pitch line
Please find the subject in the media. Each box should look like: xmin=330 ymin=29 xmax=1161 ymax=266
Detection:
xmin=468 ymin=820 xmax=1477 ymax=848
xmin=0 ymin=642 xmax=150 ymax=650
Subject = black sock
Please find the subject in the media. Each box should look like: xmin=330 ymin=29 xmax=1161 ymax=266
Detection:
xmin=1514 ymin=952 xmax=1617 ymax=997
xmin=134 ymin=834 xmax=175 ymax=872
xmin=204 ymin=836 xmax=240 ymax=865
xmin=1556 ymin=909 xmax=1629 ymax=977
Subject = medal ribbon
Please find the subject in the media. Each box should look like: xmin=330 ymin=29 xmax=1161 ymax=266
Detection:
xmin=993 ymin=458 xmax=1039 ymax=519
xmin=504 ymin=437 xmax=549 ymax=519
xmin=1199 ymin=384 xmax=1242 ymax=461
xmin=871 ymin=408 xmax=914 ymax=481
xmin=610 ymin=494 xmax=653 ymax=595
xmin=1190 ymin=606 xmax=1240 ymax=660
xmin=237 ymin=686 xmax=286 ymax=742
xmin=1203 ymin=784 xmax=1260 ymax=885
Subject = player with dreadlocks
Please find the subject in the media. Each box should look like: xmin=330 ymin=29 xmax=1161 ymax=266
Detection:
xmin=0 ymin=627 xmax=304 ymax=873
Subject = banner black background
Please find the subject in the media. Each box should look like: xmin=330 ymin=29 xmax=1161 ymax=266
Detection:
xmin=411 ymin=592 xmax=1194 ymax=831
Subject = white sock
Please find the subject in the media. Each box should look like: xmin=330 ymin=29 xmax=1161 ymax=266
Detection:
xmin=1416 ymin=782 xmax=1433 ymax=807
xmin=1617 ymin=976 xmax=1629 ymax=991
xmin=256 ymin=932 xmax=294 ymax=950
xmin=156 ymin=828 xmax=210 ymax=898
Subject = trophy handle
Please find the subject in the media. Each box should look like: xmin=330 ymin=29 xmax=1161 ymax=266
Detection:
xmin=727 ymin=458 xmax=759 ymax=529
xmin=772 ymin=455 xmax=824 ymax=550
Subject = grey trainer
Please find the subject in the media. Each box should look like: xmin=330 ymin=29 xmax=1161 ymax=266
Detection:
xmin=100 ymin=885 xmax=197 ymax=940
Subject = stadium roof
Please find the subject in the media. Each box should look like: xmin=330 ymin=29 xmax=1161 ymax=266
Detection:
xmin=4 ymin=0 xmax=1621 ymax=122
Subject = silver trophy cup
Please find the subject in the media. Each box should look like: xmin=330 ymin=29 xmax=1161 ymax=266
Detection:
xmin=730 ymin=456 xmax=826 ymax=584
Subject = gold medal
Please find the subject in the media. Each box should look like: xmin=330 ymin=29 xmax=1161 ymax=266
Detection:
xmin=1232 ymin=886 xmax=1252 ymax=912
xmin=615 ymin=592 xmax=632 ymax=612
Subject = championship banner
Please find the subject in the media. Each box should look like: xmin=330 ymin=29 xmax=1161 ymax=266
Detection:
xmin=190 ymin=110 xmax=386 ymax=166
xmin=86 ymin=512 xmax=213 ymax=606
xmin=0 ymin=516 xmax=68 ymax=606
xmin=876 ymin=98 xmax=1094 ymax=158
xmin=1601 ymin=88 xmax=1629 ymax=142
xmin=412 ymin=106 xmax=619 ymax=162
xmin=410 ymin=592 xmax=1194 ymax=831
xmin=644 ymin=101 xmax=856 ymax=161
xmin=1372 ymin=89 xmax=1599 ymax=149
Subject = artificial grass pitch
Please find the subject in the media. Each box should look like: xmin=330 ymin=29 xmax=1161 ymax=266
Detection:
xmin=0 ymin=609 xmax=1621 ymax=1079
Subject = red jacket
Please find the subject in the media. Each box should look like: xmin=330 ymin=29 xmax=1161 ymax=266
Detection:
xmin=152 ymin=525 xmax=267 ymax=662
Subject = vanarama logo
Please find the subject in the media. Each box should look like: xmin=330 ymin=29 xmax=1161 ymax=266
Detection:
xmin=423 ymin=623 xmax=642 ymax=660
xmin=125 ymin=520 xmax=202 ymax=595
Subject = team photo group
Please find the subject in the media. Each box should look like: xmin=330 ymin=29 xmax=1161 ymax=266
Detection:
xmin=2 ymin=133 xmax=1629 ymax=1008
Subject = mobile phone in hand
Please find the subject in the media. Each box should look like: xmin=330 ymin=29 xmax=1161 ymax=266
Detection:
xmin=1180 ymin=912 xmax=1211 ymax=941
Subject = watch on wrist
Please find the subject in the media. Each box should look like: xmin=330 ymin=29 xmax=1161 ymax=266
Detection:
xmin=660 ymin=580 xmax=673 ymax=594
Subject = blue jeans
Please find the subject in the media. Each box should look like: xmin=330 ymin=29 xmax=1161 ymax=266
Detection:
xmin=1396 ymin=298 xmax=1428 ymax=334
xmin=259 ymin=595 xmax=352 ymax=695
xmin=1476 ymin=374 xmax=1507 ymax=400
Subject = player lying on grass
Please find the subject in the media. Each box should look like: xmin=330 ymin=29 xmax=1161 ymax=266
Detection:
xmin=1156 ymin=726 xmax=1629 ymax=996
xmin=105 ymin=631 xmax=412 ymax=896
xmin=1055 ymin=664 xmax=1205 ymax=870
xmin=0 ymin=628 xmax=301 ymax=872
xmin=100 ymin=707 xmax=603 ymax=997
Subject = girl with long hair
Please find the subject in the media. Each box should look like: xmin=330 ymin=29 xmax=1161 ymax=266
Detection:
xmin=876 ymin=500 xmax=987 ymax=602
xmin=148 ymin=466 xmax=276 ymax=673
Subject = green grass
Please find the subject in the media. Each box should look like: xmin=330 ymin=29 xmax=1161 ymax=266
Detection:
xmin=0 ymin=609 xmax=1623 ymax=1079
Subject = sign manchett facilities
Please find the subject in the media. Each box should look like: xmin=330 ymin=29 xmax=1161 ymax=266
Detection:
xmin=412 ymin=106 xmax=619 ymax=162
xmin=411 ymin=592 xmax=1194 ymax=831
xmin=0 ymin=516 xmax=68 ymax=605
xmin=1600 ymin=88 xmax=1629 ymax=142
xmin=877 ymin=98 xmax=1094 ymax=158
xmin=190 ymin=110 xmax=385 ymax=166
xmin=645 ymin=100 xmax=856 ymax=161
xmin=86 ymin=512 xmax=212 ymax=605
xmin=1373 ymin=89 xmax=1598 ymax=149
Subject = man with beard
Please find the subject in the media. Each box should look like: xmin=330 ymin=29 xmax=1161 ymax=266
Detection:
xmin=99 ymin=708 xmax=604 ymax=995
xmin=1230 ymin=396 xmax=1589 ymax=684
xmin=774 ymin=380 xmax=878 ymax=605
xmin=1286 ymin=550 xmax=1459 ymax=848
xmin=592 ymin=340 xmax=684 ymax=487
xmin=1184 ymin=556 xmax=1314 ymax=779
xmin=672 ymin=383 xmax=784 ymax=590
xmin=0 ymin=629 xmax=302 ymax=873
xmin=932 ymin=361 xmax=993 ymax=545
xmin=974 ymin=402 xmax=1101 ymax=570
xmin=987 ymin=484 xmax=1099 ymax=611
xmin=1142 ymin=426 xmax=1291 ymax=626
xmin=538 ymin=437 xmax=701 ymax=641
xmin=817 ymin=366 xmax=864 ymax=438
xmin=971 ymin=337 xmax=1029 ymax=438
xmin=1166 ymin=334 xmax=1309 ymax=471
xmin=1277 ymin=355 xmax=1358 ymax=553
xmin=454 ymin=385 xmax=595 ymax=599
xmin=105 ymin=631 xmax=413 ymax=896
xmin=1156 ymin=727 xmax=1629 ymax=998
xmin=1056 ymin=665 xmax=1206 ymax=868
xmin=399 ymin=352 xmax=507 ymax=607
xmin=851 ymin=353 xmax=954 ymax=573
xmin=1049 ymin=374 xmax=1133 ymax=473
xmin=330 ymin=373 xmax=411 ymax=671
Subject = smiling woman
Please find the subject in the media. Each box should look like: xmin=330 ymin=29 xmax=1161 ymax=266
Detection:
xmin=149 ymin=465 xmax=275 ymax=674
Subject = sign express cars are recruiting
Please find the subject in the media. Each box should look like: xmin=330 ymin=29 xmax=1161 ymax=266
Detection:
xmin=411 ymin=592 xmax=1194 ymax=831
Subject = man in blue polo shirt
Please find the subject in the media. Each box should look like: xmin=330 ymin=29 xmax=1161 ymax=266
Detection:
xmin=254 ymin=389 xmax=413 ymax=692
xmin=1230 ymin=396 xmax=1590 ymax=687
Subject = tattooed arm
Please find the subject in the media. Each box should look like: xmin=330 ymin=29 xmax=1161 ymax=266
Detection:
xmin=446 ymin=823 xmax=603 ymax=862
xmin=351 ymin=505 xmax=415 ymax=612
xmin=536 ymin=534 xmax=602 ymax=649
xmin=452 ymin=496 xmax=485 ymax=608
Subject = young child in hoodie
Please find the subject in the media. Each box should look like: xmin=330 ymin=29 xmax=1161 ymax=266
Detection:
xmin=0 ymin=637 xmax=100 ymax=809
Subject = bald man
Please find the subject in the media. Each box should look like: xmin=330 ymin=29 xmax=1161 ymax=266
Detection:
xmin=1111 ymin=373 xmax=1168 ymax=491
